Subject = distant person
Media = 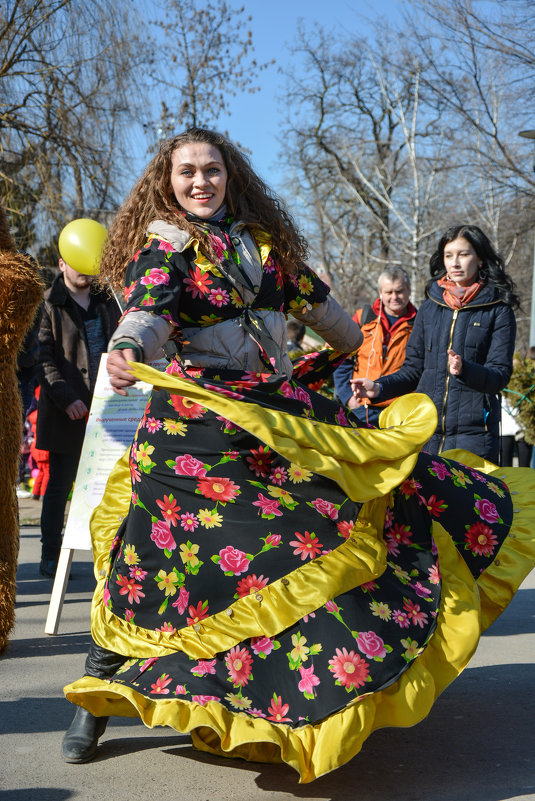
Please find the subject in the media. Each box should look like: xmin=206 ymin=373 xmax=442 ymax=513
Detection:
xmin=27 ymin=386 xmax=50 ymax=499
xmin=334 ymin=267 xmax=416 ymax=425
xmin=500 ymin=392 xmax=531 ymax=467
xmin=352 ymin=224 xmax=519 ymax=462
xmin=36 ymin=256 xmax=119 ymax=577
xmin=286 ymin=319 xmax=306 ymax=352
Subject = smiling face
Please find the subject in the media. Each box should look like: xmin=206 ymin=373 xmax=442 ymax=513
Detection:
xmin=170 ymin=142 xmax=228 ymax=218
xmin=443 ymin=236 xmax=482 ymax=286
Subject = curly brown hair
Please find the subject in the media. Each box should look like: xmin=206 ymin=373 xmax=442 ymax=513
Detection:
xmin=99 ymin=128 xmax=309 ymax=292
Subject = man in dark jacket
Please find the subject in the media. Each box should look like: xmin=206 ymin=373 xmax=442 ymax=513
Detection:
xmin=36 ymin=258 xmax=120 ymax=577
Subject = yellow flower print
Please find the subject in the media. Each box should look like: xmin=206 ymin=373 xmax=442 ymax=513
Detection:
xmin=198 ymin=508 xmax=223 ymax=529
xmin=163 ymin=418 xmax=187 ymax=436
xmin=179 ymin=542 xmax=200 ymax=567
xmin=486 ymin=481 xmax=505 ymax=497
xmin=388 ymin=561 xmax=411 ymax=583
xmin=136 ymin=442 xmax=155 ymax=467
xmin=401 ymin=637 xmax=422 ymax=661
xmin=123 ymin=544 xmax=140 ymax=566
xmin=156 ymin=570 xmax=179 ymax=596
xmin=369 ymin=600 xmax=392 ymax=620
xmin=290 ymin=632 xmax=310 ymax=663
xmin=225 ymin=692 xmax=252 ymax=710
xmin=199 ymin=314 xmax=224 ymax=326
xmin=288 ymin=298 xmax=309 ymax=314
xmin=288 ymin=463 xmax=313 ymax=483
xmin=298 ymin=275 xmax=313 ymax=294
xmin=230 ymin=288 xmax=245 ymax=308
xmin=267 ymin=485 xmax=294 ymax=503
xmin=450 ymin=467 xmax=472 ymax=487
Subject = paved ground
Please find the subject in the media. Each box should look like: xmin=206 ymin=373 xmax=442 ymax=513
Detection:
xmin=1 ymin=497 xmax=534 ymax=801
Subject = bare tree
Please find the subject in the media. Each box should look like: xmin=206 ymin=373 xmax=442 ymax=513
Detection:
xmin=404 ymin=0 xmax=535 ymax=193
xmin=0 ymin=0 xmax=145 ymax=252
xmin=281 ymin=26 xmax=451 ymax=308
xmin=148 ymin=0 xmax=274 ymax=139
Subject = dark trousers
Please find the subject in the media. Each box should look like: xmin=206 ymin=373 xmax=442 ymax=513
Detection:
xmin=500 ymin=435 xmax=533 ymax=467
xmin=40 ymin=450 xmax=80 ymax=561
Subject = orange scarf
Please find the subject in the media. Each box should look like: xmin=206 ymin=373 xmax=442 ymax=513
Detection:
xmin=437 ymin=276 xmax=484 ymax=309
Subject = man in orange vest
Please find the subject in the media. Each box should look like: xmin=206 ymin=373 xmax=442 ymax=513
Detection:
xmin=334 ymin=266 xmax=416 ymax=425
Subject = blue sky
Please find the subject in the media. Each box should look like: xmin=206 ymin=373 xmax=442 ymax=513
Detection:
xmin=135 ymin=0 xmax=403 ymax=193
xmin=216 ymin=0 xmax=403 ymax=187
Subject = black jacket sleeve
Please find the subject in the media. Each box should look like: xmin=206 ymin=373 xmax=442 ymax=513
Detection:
xmin=376 ymin=307 xmax=425 ymax=400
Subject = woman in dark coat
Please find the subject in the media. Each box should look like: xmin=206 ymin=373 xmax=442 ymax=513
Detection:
xmin=353 ymin=225 xmax=519 ymax=462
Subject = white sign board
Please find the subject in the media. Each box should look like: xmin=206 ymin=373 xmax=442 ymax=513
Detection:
xmin=62 ymin=354 xmax=165 ymax=551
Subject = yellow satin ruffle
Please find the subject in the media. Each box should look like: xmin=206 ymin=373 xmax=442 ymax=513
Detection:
xmin=65 ymin=384 xmax=535 ymax=781
xmin=63 ymin=516 xmax=482 ymax=783
xmin=87 ymin=381 xmax=435 ymax=659
xmin=89 ymin=511 xmax=388 ymax=660
xmin=129 ymin=363 xmax=437 ymax=502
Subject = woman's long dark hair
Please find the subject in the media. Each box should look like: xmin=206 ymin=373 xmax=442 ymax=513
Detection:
xmin=428 ymin=224 xmax=520 ymax=309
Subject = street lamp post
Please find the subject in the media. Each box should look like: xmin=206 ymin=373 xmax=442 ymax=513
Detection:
xmin=519 ymin=129 xmax=535 ymax=349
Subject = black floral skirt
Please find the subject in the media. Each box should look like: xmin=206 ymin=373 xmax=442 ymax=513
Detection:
xmin=65 ymin=358 xmax=535 ymax=782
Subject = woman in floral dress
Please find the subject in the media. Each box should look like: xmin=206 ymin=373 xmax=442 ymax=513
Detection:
xmin=62 ymin=128 xmax=535 ymax=782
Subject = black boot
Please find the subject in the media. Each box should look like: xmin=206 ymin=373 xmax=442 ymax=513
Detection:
xmin=62 ymin=706 xmax=109 ymax=763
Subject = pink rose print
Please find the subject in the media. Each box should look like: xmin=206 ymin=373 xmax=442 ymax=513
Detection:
xmin=251 ymin=636 xmax=275 ymax=656
xmin=157 ymin=239 xmax=174 ymax=254
xmin=265 ymin=534 xmax=281 ymax=547
xmin=311 ymin=498 xmax=339 ymax=520
xmin=336 ymin=407 xmax=348 ymax=426
xmin=218 ymin=546 xmax=251 ymax=575
xmin=279 ymin=381 xmax=294 ymax=398
xmin=172 ymin=454 xmax=207 ymax=477
xmin=474 ymin=497 xmax=500 ymax=524
xmin=140 ymin=268 xmax=170 ymax=286
xmin=293 ymin=385 xmax=312 ymax=407
xmin=210 ymin=234 xmax=226 ymax=260
xmin=150 ymin=520 xmax=176 ymax=552
xmin=355 ymin=631 xmax=388 ymax=660
xmin=191 ymin=694 xmax=221 ymax=706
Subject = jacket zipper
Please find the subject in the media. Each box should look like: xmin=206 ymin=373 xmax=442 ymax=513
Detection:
xmin=439 ymin=308 xmax=458 ymax=452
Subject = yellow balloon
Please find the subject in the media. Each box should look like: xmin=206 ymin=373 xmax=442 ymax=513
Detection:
xmin=58 ymin=218 xmax=108 ymax=275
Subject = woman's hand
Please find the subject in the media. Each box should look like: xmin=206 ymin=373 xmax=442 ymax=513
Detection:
xmin=447 ymin=349 xmax=463 ymax=376
xmin=350 ymin=377 xmax=381 ymax=399
xmin=107 ymin=348 xmax=138 ymax=395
